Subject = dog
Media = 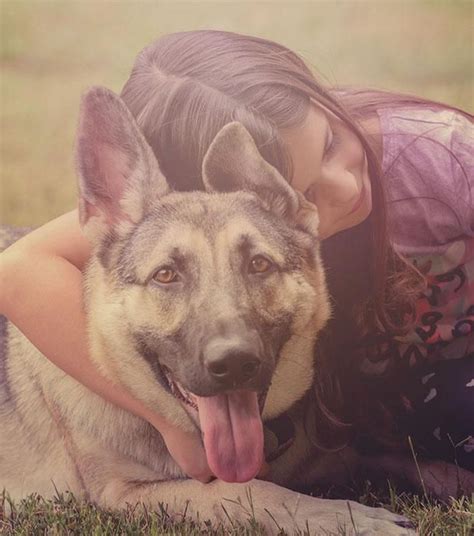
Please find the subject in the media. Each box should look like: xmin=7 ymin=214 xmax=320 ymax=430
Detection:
xmin=0 ymin=87 xmax=417 ymax=534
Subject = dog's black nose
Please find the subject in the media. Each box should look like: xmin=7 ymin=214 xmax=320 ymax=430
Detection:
xmin=207 ymin=350 xmax=261 ymax=387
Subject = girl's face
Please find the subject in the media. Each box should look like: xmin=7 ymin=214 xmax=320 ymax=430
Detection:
xmin=282 ymin=105 xmax=372 ymax=239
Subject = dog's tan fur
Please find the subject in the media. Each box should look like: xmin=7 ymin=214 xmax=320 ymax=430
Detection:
xmin=0 ymin=87 xmax=419 ymax=534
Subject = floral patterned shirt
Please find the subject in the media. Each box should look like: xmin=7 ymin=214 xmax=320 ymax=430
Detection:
xmin=360 ymin=107 xmax=474 ymax=376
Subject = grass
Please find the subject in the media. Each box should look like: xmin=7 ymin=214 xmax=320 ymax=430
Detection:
xmin=1 ymin=490 xmax=258 ymax=535
xmin=1 ymin=483 xmax=473 ymax=535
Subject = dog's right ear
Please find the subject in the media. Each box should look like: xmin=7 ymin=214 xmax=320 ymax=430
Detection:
xmin=76 ymin=86 xmax=169 ymax=244
xmin=202 ymin=122 xmax=300 ymax=220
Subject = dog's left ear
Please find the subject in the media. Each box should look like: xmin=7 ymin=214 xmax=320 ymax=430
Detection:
xmin=76 ymin=86 xmax=169 ymax=245
xmin=202 ymin=122 xmax=301 ymax=220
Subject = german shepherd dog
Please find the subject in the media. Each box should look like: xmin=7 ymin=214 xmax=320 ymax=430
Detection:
xmin=0 ymin=87 xmax=416 ymax=534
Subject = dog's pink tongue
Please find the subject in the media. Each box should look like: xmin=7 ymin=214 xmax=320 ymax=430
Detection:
xmin=195 ymin=391 xmax=263 ymax=483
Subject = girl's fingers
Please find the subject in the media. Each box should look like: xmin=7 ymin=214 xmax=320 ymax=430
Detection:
xmin=257 ymin=460 xmax=270 ymax=479
xmin=162 ymin=426 xmax=269 ymax=483
xmin=146 ymin=408 xmax=270 ymax=483
xmin=161 ymin=427 xmax=213 ymax=483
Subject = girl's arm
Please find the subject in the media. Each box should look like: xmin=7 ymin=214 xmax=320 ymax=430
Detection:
xmin=0 ymin=210 xmax=212 ymax=482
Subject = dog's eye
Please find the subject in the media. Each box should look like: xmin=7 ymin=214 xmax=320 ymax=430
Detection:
xmin=153 ymin=267 xmax=178 ymax=284
xmin=249 ymin=255 xmax=273 ymax=274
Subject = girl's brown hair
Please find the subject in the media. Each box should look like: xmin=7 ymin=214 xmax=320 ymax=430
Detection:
xmin=120 ymin=30 xmax=448 ymax=447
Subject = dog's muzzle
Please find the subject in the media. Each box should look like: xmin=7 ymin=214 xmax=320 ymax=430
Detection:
xmin=162 ymin=364 xmax=269 ymax=415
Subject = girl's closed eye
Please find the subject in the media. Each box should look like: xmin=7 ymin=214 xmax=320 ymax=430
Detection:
xmin=303 ymin=127 xmax=342 ymax=201
xmin=324 ymin=126 xmax=341 ymax=160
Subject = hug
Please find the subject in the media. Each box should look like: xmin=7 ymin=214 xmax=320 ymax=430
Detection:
xmin=1 ymin=30 xmax=472 ymax=534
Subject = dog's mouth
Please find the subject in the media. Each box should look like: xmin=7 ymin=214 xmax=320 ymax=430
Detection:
xmin=162 ymin=366 xmax=268 ymax=413
xmin=163 ymin=366 xmax=199 ymax=411
xmin=162 ymin=366 xmax=267 ymax=483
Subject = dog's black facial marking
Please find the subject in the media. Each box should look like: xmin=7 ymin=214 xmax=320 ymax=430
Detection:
xmin=291 ymin=230 xmax=321 ymax=272
xmin=96 ymin=228 xmax=120 ymax=269
xmin=232 ymin=201 xmax=313 ymax=273
xmin=166 ymin=248 xmax=190 ymax=277
xmin=258 ymin=312 xmax=293 ymax=365
xmin=151 ymin=318 xmax=275 ymax=398
xmin=133 ymin=332 xmax=169 ymax=390
xmin=114 ymin=202 xmax=205 ymax=287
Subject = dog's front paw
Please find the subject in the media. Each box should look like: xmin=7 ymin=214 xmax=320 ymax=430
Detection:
xmin=260 ymin=496 xmax=415 ymax=535
xmin=340 ymin=501 xmax=415 ymax=536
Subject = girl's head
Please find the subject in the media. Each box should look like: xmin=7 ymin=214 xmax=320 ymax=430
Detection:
xmin=121 ymin=30 xmax=375 ymax=240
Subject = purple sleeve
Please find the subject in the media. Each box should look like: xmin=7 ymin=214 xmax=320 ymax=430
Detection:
xmin=379 ymin=107 xmax=473 ymax=257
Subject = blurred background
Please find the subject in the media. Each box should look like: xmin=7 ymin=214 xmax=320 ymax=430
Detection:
xmin=1 ymin=0 xmax=472 ymax=226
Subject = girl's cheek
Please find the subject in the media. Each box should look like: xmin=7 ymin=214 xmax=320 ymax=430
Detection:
xmin=319 ymin=176 xmax=358 ymax=207
xmin=345 ymin=136 xmax=365 ymax=168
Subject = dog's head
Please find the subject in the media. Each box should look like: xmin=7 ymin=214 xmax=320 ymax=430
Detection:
xmin=76 ymin=87 xmax=330 ymax=482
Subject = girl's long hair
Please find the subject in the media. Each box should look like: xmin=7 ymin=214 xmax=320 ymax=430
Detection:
xmin=120 ymin=30 xmax=462 ymax=448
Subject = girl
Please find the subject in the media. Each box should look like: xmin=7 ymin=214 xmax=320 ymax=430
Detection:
xmin=1 ymin=30 xmax=472 ymax=480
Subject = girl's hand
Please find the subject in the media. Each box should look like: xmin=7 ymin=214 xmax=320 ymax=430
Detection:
xmin=154 ymin=417 xmax=213 ymax=482
xmin=0 ymin=210 xmax=212 ymax=482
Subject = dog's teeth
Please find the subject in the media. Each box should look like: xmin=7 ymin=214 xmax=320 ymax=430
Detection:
xmin=164 ymin=370 xmax=198 ymax=410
